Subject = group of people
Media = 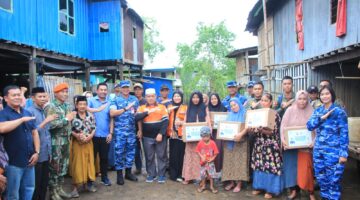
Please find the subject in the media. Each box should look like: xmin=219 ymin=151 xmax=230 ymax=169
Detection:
xmin=0 ymin=75 xmax=349 ymax=200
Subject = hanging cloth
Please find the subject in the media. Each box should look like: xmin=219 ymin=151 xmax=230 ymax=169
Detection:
xmin=336 ymin=0 xmax=347 ymax=37
xmin=295 ymin=0 xmax=304 ymax=50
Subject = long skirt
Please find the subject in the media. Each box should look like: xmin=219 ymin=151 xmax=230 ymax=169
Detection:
xmin=222 ymin=141 xmax=249 ymax=182
xmin=297 ymin=151 xmax=314 ymax=192
xmin=253 ymin=170 xmax=283 ymax=195
xmin=169 ymin=138 xmax=185 ymax=181
xmin=70 ymin=139 xmax=96 ymax=185
xmin=182 ymin=142 xmax=200 ymax=181
xmin=282 ymin=149 xmax=298 ymax=188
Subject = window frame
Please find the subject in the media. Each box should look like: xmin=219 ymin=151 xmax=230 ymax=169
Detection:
xmin=0 ymin=0 xmax=13 ymax=13
xmin=330 ymin=0 xmax=338 ymax=25
xmin=58 ymin=0 xmax=75 ymax=36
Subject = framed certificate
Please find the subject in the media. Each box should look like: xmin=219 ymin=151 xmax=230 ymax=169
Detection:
xmin=182 ymin=122 xmax=209 ymax=142
xmin=210 ymin=112 xmax=228 ymax=129
xmin=217 ymin=122 xmax=245 ymax=141
xmin=284 ymin=126 xmax=314 ymax=149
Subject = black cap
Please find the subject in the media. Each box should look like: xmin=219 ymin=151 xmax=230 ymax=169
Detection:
xmin=31 ymin=87 xmax=45 ymax=95
xmin=307 ymin=85 xmax=319 ymax=93
xmin=160 ymin=84 xmax=169 ymax=90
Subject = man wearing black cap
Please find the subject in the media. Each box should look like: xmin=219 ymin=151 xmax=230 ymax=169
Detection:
xmin=157 ymin=84 xmax=172 ymax=107
xmin=28 ymin=87 xmax=58 ymax=200
xmin=307 ymin=85 xmax=322 ymax=109
xmin=222 ymin=80 xmax=247 ymax=111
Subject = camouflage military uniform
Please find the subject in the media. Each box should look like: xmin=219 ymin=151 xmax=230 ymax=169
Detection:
xmin=110 ymin=94 xmax=139 ymax=170
xmin=307 ymin=104 xmax=349 ymax=200
xmin=45 ymin=99 xmax=72 ymax=189
xmin=274 ymin=93 xmax=296 ymax=118
xmin=244 ymin=97 xmax=262 ymax=110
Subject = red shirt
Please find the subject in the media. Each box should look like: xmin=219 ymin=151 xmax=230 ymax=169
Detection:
xmin=196 ymin=140 xmax=219 ymax=165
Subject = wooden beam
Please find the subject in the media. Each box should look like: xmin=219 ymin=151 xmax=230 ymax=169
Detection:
xmin=311 ymin=48 xmax=360 ymax=68
xmin=29 ymin=48 xmax=37 ymax=91
xmin=335 ymin=76 xmax=360 ymax=80
xmin=0 ymin=42 xmax=31 ymax=54
xmin=85 ymin=63 xmax=91 ymax=91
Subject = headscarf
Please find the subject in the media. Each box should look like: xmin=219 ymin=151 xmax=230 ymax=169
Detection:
xmin=186 ymin=91 xmax=206 ymax=123
xmin=226 ymin=98 xmax=246 ymax=150
xmin=208 ymin=93 xmax=227 ymax=112
xmin=280 ymin=90 xmax=314 ymax=137
xmin=171 ymin=91 xmax=184 ymax=130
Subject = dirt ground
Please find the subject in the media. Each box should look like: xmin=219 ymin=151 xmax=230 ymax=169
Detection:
xmin=62 ymin=158 xmax=360 ymax=200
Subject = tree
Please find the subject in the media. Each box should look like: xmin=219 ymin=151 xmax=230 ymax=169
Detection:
xmin=177 ymin=21 xmax=236 ymax=99
xmin=143 ymin=17 xmax=165 ymax=63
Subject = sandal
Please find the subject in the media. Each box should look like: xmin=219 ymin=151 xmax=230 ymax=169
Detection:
xmin=210 ymin=188 xmax=218 ymax=194
xmin=232 ymin=186 xmax=241 ymax=193
xmin=252 ymin=190 xmax=262 ymax=195
xmin=182 ymin=180 xmax=189 ymax=185
xmin=225 ymin=183 xmax=235 ymax=191
xmin=264 ymin=193 xmax=273 ymax=199
xmin=197 ymin=186 xmax=206 ymax=193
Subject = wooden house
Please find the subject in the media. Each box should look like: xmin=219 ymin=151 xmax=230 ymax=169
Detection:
xmin=0 ymin=0 xmax=143 ymax=92
xmin=246 ymin=0 xmax=360 ymax=117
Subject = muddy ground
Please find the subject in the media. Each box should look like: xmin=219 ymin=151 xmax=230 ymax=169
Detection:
xmin=61 ymin=158 xmax=360 ymax=200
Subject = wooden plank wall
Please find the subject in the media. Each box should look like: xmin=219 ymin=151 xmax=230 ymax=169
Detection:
xmin=257 ymin=16 xmax=275 ymax=69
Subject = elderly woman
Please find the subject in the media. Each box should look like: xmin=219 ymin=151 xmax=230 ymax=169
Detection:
xmin=222 ymin=98 xmax=249 ymax=193
xmin=281 ymin=90 xmax=315 ymax=200
xmin=307 ymin=86 xmax=348 ymax=200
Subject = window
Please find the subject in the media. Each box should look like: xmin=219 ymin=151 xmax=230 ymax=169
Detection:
xmin=59 ymin=0 xmax=75 ymax=35
xmin=0 ymin=0 xmax=12 ymax=12
xmin=330 ymin=0 xmax=338 ymax=24
xmin=99 ymin=22 xmax=109 ymax=32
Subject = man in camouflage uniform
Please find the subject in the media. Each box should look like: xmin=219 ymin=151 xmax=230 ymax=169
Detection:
xmin=245 ymin=81 xmax=264 ymax=110
xmin=45 ymin=83 xmax=75 ymax=200
xmin=110 ymin=80 xmax=139 ymax=185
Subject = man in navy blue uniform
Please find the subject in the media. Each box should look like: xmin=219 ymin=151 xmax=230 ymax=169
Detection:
xmin=222 ymin=80 xmax=247 ymax=111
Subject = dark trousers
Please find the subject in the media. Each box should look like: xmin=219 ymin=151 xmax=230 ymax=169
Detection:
xmin=32 ymin=161 xmax=49 ymax=200
xmin=169 ymin=138 xmax=185 ymax=181
xmin=143 ymin=136 xmax=167 ymax=177
xmin=93 ymin=137 xmax=110 ymax=178
xmin=134 ymin=137 xmax=142 ymax=171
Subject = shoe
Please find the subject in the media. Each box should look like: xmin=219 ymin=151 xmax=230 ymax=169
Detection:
xmin=125 ymin=168 xmax=138 ymax=182
xmin=117 ymin=170 xmax=124 ymax=185
xmin=57 ymin=186 xmax=72 ymax=199
xmin=176 ymin=178 xmax=183 ymax=182
xmin=146 ymin=176 xmax=155 ymax=183
xmin=87 ymin=182 xmax=97 ymax=192
xmin=101 ymin=177 xmax=112 ymax=186
xmin=70 ymin=189 xmax=79 ymax=198
xmin=158 ymin=176 xmax=166 ymax=184
xmin=50 ymin=188 xmax=63 ymax=200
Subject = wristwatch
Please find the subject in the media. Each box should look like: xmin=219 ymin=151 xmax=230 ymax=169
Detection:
xmin=35 ymin=150 xmax=40 ymax=155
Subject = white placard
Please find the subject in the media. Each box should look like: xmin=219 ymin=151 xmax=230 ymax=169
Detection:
xmin=287 ymin=129 xmax=313 ymax=148
xmin=246 ymin=111 xmax=267 ymax=127
xmin=213 ymin=114 xmax=228 ymax=129
xmin=218 ymin=123 xmax=240 ymax=140
xmin=184 ymin=126 xmax=203 ymax=142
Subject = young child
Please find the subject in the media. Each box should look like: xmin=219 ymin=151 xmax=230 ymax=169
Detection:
xmin=196 ymin=126 xmax=219 ymax=194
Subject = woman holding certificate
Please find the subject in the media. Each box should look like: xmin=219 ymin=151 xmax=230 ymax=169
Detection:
xmin=167 ymin=91 xmax=188 ymax=182
xmin=222 ymin=98 xmax=249 ymax=193
xmin=281 ymin=90 xmax=315 ymax=200
xmin=208 ymin=93 xmax=227 ymax=173
xmin=182 ymin=91 xmax=211 ymax=184
xmin=307 ymin=86 xmax=349 ymax=200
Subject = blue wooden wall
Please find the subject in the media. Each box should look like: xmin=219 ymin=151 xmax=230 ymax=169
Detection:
xmin=88 ymin=0 xmax=122 ymax=60
xmin=0 ymin=0 xmax=124 ymax=61
xmin=273 ymin=0 xmax=360 ymax=64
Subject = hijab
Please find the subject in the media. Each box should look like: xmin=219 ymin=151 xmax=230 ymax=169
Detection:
xmin=186 ymin=91 xmax=206 ymax=123
xmin=226 ymin=98 xmax=246 ymax=150
xmin=280 ymin=90 xmax=314 ymax=134
xmin=208 ymin=93 xmax=226 ymax=112
xmin=171 ymin=91 xmax=184 ymax=130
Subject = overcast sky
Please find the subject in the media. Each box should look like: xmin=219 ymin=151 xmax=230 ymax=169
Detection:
xmin=129 ymin=0 xmax=259 ymax=68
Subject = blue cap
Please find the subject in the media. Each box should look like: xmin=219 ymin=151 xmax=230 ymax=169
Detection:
xmin=200 ymin=126 xmax=211 ymax=137
xmin=247 ymin=81 xmax=256 ymax=88
xmin=120 ymin=80 xmax=131 ymax=88
xmin=226 ymin=80 xmax=237 ymax=88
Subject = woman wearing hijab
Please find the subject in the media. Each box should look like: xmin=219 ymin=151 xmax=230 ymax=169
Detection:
xmin=247 ymin=93 xmax=283 ymax=199
xmin=208 ymin=93 xmax=227 ymax=173
xmin=222 ymin=98 xmax=249 ymax=193
xmin=281 ymin=90 xmax=315 ymax=200
xmin=167 ymin=91 xmax=188 ymax=182
xmin=182 ymin=91 xmax=211 ymax=184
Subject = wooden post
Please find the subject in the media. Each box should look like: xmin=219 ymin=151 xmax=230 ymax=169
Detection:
xmin=29 ymin=48 xmax=37 ymax=91
xmin=262 ymin=0 xmax=271 ymax=93
xmin=85 ymin=63 xmax=91 ymax=91
xmin=118 ymin=63 xmax=124 ymax=80
xmin=245 ymin=51 xmax=250 ymax=82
